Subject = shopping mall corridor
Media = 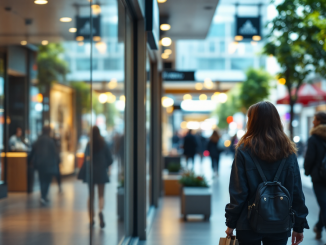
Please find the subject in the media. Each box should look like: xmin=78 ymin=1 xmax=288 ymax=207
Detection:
xmin=0 ymin=154 xmax=324 ymax=245
xmin=142 ymin=154 xmax=325 ymax=245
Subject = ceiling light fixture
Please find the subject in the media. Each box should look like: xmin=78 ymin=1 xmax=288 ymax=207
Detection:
xmin=161 ymin=53 xmax=169 ymax=59
xmin=91 ymin=5 xmax=101 ymax=15
xmin=234 ymin=35 xmax=243 ymax=41
xmin=21 ymin=40 xmax=27 ymax=45
xmin=69 ymin=28 xmax=77 ymax=33
xmin=157 ymin=0 xmax=167 ymax=3
xmin=161 ymin=37 xmax=172 ymax=47
xmin=252 ymin=35 xmax=261 ymax=41
xmin=41 ymin=40 xmax=48 ymax=45
xmin=34 ymin=0 xmax=48 ymax=4
xmin=160 ymin=24 xmax=171 ymax=31
xmin=195 ymin=83 xmax=203 ymax=90
xmin=60 ymin=17 xmax=72 ymax=22
xmin=76 ymin=36 xmax=84 ymax=41
xmin=164 ymin=49 xmax=172 ymax=55
xmin=93 ymin=36 xmax=101 ymax=42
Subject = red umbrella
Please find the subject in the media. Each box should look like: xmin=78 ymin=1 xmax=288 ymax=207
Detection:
xmin=277 ymin=83 xmax=326 ymax=106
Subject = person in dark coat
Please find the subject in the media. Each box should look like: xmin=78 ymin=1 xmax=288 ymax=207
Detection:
xmin=29 ymin=126 xmax=60 ymax=205
xmin=183 ymin=130 xmax=198 ymax=169
xmin=304 ymin=111 xmax=326 ymax=239
xmin=225 ymin=102 xmax=309 ymax=245
xmin=78 ymin=126 xmax=113 ymax=228
xmin=207 ymin=130 xmax=220 ymax=175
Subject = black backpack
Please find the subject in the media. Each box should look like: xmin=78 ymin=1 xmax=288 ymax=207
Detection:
xmin=247 ymin=154 xmax=295 ymax=233
xmin=319 ymin=142 xmax=326 ymax=179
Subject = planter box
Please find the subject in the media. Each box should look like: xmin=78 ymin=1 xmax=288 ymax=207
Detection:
xmin=164 ymin=156 xmax=181 ymax=170
xmin=163 ymin=175 xmax=181 ymax=196
xmin=117 ymin=187 xmax=124 ymax=220
xmin=181 ymin=187 xmax=211 ymax=221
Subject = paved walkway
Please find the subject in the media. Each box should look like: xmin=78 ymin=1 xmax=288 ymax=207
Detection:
xmin=142 ymin=154 xmax=326 ymax=245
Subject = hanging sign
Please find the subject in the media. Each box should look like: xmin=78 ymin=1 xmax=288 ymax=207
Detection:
xmin=236 ymin=17 xmax=261 ymax=39
xmin=75 ymin=16 xmax=101 ymax=40
xmin=162 ymin=71 xmax=195 ymax=81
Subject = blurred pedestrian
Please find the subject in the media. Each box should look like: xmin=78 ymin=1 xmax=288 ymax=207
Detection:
xmin=304 ymin=111 xmax=326 ymax=240
xmin=183 ymin=130 xmax=198 ymax=169
xmin=196 ymin=131 xmax=207 ymax=163
xmin=29 ymin=126 xmax=60 ymax=205
xmin=207 ymin=130 xmax=220 ymax=176
xmin=225 ymin=101 xmax=308 ymax=245
xmin=78 ymin=126 xmax=113 ymax=228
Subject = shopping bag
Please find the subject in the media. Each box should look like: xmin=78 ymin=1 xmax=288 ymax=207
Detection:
xmin=219 ymin=236 xmax=238 ymax=245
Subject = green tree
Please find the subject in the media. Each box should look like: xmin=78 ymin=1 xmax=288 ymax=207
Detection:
xmin=264 ymin=0 xmax=326 ymax=139
xmin=239 ymin=68 xmax=273 ymax=110
xmin=215 ymin=85 xmax=242 ymax=129
xmin=37 ymin=43 xmax=69 ymax=90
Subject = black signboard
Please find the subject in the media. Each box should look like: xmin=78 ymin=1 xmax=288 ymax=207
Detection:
xmin=145 ymin=0 xmax=160 ymax=50
xmin=162 ymin=71 xmax=195 ymax=81
xmin=236 ymin=17 xmax=261 ymax=39
xmin=75 ymin=16 xmax=101 ymax=40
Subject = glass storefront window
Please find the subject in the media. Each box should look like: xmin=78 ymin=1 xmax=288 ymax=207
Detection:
xmin=146 ymin=54 xmax=152 ymax=213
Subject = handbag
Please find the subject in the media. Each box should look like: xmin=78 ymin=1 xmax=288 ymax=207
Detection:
xmin=219 ymin=236 xmax=239 ymax=245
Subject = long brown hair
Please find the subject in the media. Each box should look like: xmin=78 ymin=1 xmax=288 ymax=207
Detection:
xmin=92 ymin=126 xmax=105 ymax=152
xmin=236 ymin=101 xmax=296 ymax=162
xmin=210 ymin=130 xmax=220 ymax=143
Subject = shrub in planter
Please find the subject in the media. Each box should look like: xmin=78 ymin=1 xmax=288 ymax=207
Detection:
xmin=167 ymin=162 xmax=181 ymax=174
xmin=179 ymin=171 xmax=208 ymax=187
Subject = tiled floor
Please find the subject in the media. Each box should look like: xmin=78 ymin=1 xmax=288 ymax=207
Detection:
xmin=0 ymin=162 xmax=124 ymax=245
xmin=142 ymin=154 xmax=326 ymax=245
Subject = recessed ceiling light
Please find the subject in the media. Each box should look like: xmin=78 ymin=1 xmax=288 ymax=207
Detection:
xmin=164 ymin=49 xmax=172 ymax=55
xmin=21 ymin=40 xmax=27 ymax=45
xmin=60 ymin=17 xmax=72 ymax=22
xmin=91 ymin=5 xmax=101 ymax=15
xmin=161 ymin=37 xmax=172 ymax=47
xmin=41 ymin=40 xmax=48 ymax=45
xmin=34 ymin=0 xmax=48 ymax=4
xmin=76 ymin=36 xmax=84 ymax=41
xmin=157 ymin=0 xmax=167 ymax=3
xmin=160 ymin=24 xmax=171 ymax=31
xmin=69 ymin=28 xmax=77 ymax=33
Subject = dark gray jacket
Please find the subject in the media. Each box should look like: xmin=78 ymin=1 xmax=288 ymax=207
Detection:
xmin=29 ymin=135 xmax=60 ymax=174
xmin=78 ymin=143 xmax=113 ymax=184
xmin=304 ymin=124 xmax=326 ymax=183
xmin=225 ymin=148 xmax=309 ymax=233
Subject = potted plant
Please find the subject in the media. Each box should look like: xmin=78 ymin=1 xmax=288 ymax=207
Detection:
xmin=167 ymin=162 xmax=182 ymax=175
xmin=179 ymin=171 xmax=211 ymax=221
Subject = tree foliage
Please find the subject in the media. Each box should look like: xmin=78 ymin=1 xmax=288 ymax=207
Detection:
xmin=263 ymin=0 xmax=326 ymax=138
xmin=215 ymin=85 xmax=242 ymax=129
xmin=239 ymin=68 xmax=273 ymax=110
xmin=37 ymin=43 xmax=69 ymax=91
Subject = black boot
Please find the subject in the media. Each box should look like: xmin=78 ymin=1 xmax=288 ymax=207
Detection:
xmin=99 ymin=212 xmax=105 ymax=228
xmin=313 ymin=225 xmax=322 ymax=240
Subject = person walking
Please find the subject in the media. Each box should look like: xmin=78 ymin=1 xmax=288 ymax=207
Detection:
xmin=196 ymin=131 xmax=207 ymax=163
xmin=183 ymin=130 xmax=198 ymax=169
xmin=78 ymin=126 xmax=113 ymax=228
xmin=29 ymin=126 xmax=60 ymax=205
xmin=207 ymin=130 xmax=220 ymax=175
xmin=304 ymin=112 xmax=326 ymax=240
xmin=225 ymin=102 xmax=309 ymax=245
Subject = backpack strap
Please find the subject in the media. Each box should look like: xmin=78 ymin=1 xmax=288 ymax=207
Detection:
xmin=250 ymin=153 xmax=268 ymax=183
xmin=273 ymin=158 xmax=287 ymax=182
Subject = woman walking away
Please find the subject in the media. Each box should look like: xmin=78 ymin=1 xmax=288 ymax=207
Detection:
xmin=304 ymin=112 xmax=326 ymax=240
xmin=225 ymin=101 xmax=309 ymax=245
xmin=30 ymin=126 xmax=60 ymax=205
xmin=78 ymin=126 xmax=113 ymax=228
xmin=207 ymin=130 xmax=221 ymax=176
